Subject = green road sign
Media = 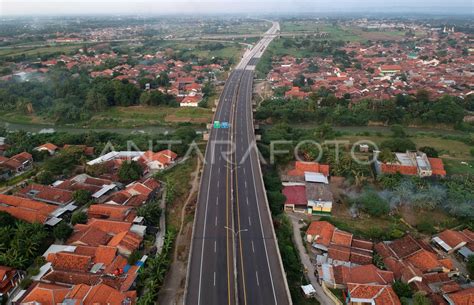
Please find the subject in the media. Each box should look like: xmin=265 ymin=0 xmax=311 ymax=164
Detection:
xmin=213 ymin=121 xmax=221 ymax=129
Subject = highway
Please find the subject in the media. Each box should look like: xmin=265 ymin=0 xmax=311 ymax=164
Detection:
xmin=185 ymin=22 xmax=292 ymax=305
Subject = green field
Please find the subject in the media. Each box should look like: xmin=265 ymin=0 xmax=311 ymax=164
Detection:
xmin=0 ymin=106 xmax=213 ymax=129
xmin=0 ymin=44 xmax=82 ymax=59
xmin=88 ymin=106 xmax=213 ymax=128
xmin=281 ymin=21 xmax=408 ymax=42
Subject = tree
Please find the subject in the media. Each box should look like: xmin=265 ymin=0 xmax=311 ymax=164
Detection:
xmin=85 ymin=89 xmax=108 ymax=112
xmin=381 ymin=138 xmax=416 ymax=152
xmin=267 ymin=191 xmax=285 ymax=216
xmin=157 ymin=72 xmax=170 ymax=87
xmin=53 ymin=221 xmax=73 ymax=241
xmin=378 ymin=149 xmax=395 ymax=163
xmin=390 ymin=125 xmax=407 ymax=138
xmin=36 ymin=170 xmax=55 ymax=185
xmin=356 ymin=191 xmax=390 ymax=217
xmin=71 ymin=211 xmax=88 ymax=225
xmin=413 ymin=292 xmax=430 ymax=305
xmin=419 ymin=146 xmax=439 ymax=158
xmin=138 ymin=201 xmax=162 ymax=227
xmin=72 ymin=190 xmax=92 ymax=206
xmin=393 ymin=280 xmax=413 ymax=299
xmin=128 ymin=250 xmax=141 ymax=265
xmin=118 ymin=161 xmax=143 ymax=183
xmin=467 ymin=255 xmax=474 ymax=279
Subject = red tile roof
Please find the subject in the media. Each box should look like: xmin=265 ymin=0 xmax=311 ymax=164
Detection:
xmin=347 ymin=283 xmax=401 ymax=305
xmin=20 ymin=282 xmax=70 ymax=305
xmin=17 ymin=184 xmax=73 ymax=205
xmin=306 ymin=221 xmax=335 ymax=246
xmin=333 ymin=264 xmax=394 ymax=285
xmin=282 ymin=185 xmax=307 ymax=206
xmin=438 ymin=230 xmax=469 ymax=249
xmin=428 ymin=158 xmax=446 ymax=177
xmin=47 ymin=252 xmax=92 ymax=272
xmin=405 ymin=249 xmax=443 ymax=272
xmin=108 ymin=231 xmax=142 ymax=254
xmin=36 ymin=143 xmax=58 ymax=151
xmin=331 ymin=229 xmax=353 ymax=247
xmin=288 ymin=161 xmax=330 ymax=177
xmin=0 ymin=194 xmax=56 ymax=223
xmin=88 ymin=204 xmax=134 ymax=222
xmin=68 ymin=283 xmax=135 ymax=305
xmin=383 ymin=235 xmax=423 ymax=259
xmin=380 ymin=65 xmax=402 ymax=71
xmin=445 ymin=287 xmax=474 ymax=305
xmin=381 ymin=164 xmax=418 ymax=175
xmin=352 ymin=239 xmax=374 ymax=251
xmin=328 ymin=244 xmax=351 ymax=261
xmin=68 ymin=226 xmax=111 ymax=247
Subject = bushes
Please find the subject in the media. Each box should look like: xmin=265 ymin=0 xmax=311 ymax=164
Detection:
xmin=53 ymin=221 xmax=73 ymax=241
xmin=72 ymin=190 xmax=92 ymax=206
xmin=274 ymin=215 xmax=309 ymax=305
xmin=137 ymin=230 xmax=175 ymax=305
xmin=263 ymin=167 xmax=285 ymax=216
xmin=0 ymin=216 xmax=50 ymax=269
xmin=354 ymin=191 xmax=390 ymax=217
xmin=467 ymin=255 xmax=474 ymax=279
xmin=71 ymin=211 xmax=88 ymax=225
xmin=393 ymin=280 xmax=413 ymax=299
xmin=380 ymin=138 xmax=416 ymax=152
xmin=118 ymin=161 xmax=143 ymax=183
xmin=138 ymin=200 xmax=162 ymax=227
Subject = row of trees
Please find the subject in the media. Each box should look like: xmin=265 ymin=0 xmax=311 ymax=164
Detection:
xmin=0 ymin=212 xmax=51 ymax=269
xmin=0 ymin=66 xmax=178 ymax=123
xmin=136 ymin=230 xmax=175 ymax=305
xmin=1 ymin=127 xmax=197 ymax=159
xmin=256 ymin=91 xmax=471 ymax=128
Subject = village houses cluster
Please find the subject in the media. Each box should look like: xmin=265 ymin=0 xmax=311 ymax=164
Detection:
xmin=0 ymin=142 xmax=178 ymax=304
xmin=304 ymin=220 xmax=473 ymax=305
xmin=2 ymin=45 xmax=227 ymax=108
xmin=268 ymin=30 xmax=472 ymax=101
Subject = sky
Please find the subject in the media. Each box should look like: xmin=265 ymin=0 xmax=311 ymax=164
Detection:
xmin=0 ymin=0 xmax=472 ymax=16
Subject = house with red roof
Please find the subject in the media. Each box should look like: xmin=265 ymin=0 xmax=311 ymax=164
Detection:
xmin=15 ymin=282 xmax=136 ymax=305
xmin=443 ymin=286 xmax=474 ymax=305
xmin=319 ymin=264 xmax=394 ymax=288
xmin=139 ymin=150 xmax=177 ymax=172
xmin=432 ymin=229 xmax=473 ymax=255
xmin=282 ymin=161 xmax=333 ymax=215
xmin=34 ymin=143 xmax=59 ymax=156
xmin=17 ymin=184 xmax=74 ymax=206
xmin=55 ymin=174 xmax=118 ymax=202
xmin=0 ymin=194 xmax=59 ymax=225
xmin=88 ymin=204 xmax=136 ymax=222
xmin=287 ymin=161 xmax=330 ymax=177
xmin=375 ymin=234 xmax=456 ymax=298
xmin=35 ymin=243 xmax=142 ymax=293
xmin=0 ymin=152 xmax=33 ymax=177
xmin=67 ymin=219 xmax=145 ymax=256
xmin=375 ymin=151 xmax=447 ymax=177
xmin=0 ymin=266 xmax=22 ymax=300
xmin=285 ymin=86 xmax=309 ymax=99
xmin=346 ymin=283 xmax=401 ymax=305
xmin=379 ymin=65 xmax=402 ymax=75
xmin=105 ymin=178 xmax=160 ymax=207
xmin=305 ymin=221 xmax=374 ymax=265
xmin=180 ymin=94 xmax=203 ymax=107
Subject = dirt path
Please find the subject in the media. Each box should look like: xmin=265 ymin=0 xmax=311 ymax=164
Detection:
xmin=157 ymin=158 xmax=202 ymax=305
xmin=287 ymin=213 xmax=336 ymax=305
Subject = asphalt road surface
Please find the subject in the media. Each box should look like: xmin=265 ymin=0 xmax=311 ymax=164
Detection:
xmin=185 ymin=22 xmax=291 ymax=305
